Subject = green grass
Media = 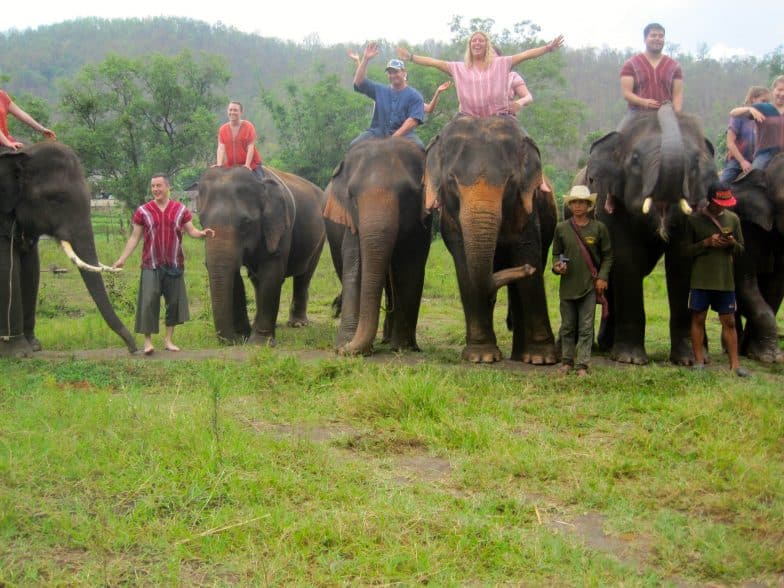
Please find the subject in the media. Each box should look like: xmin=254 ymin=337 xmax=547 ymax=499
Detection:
xmin=1 ymin=216 xmax=783 ymax=585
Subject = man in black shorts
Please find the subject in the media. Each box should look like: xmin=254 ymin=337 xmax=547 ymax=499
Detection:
xmin=686 ymin=182 xmax=749 ymax=377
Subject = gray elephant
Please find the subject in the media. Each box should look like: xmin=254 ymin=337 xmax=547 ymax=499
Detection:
xmin=424 ymin=116 xmax=557 ymax=364
xmin=730 ymin=155 xmax=784 ymax=362
xmin=324 ymin=138 xmax=431 ymax=355
xmin=585 ymin=104 xmax=717 ymax=365
xmin=197 ymin=166 xmax=326 ymax=345
xmin=0 ymin=142 xmax=137 ymax=356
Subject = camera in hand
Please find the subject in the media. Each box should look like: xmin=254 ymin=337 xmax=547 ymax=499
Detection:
xmin=559 ymin=254 xmax=570 ymax=264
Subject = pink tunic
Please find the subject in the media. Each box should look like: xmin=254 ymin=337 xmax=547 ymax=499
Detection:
xmin=447 ymin=56 xmax=513 ymax=117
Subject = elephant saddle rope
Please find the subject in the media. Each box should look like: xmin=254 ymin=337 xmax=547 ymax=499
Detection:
xmin=568 ymin=218 xmax=609 ymax=320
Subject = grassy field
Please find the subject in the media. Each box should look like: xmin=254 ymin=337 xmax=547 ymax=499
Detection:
xmin=1 ymin=210 xmax=783 ymax=585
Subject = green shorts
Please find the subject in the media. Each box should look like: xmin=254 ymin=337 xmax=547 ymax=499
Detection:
xmin=134 ymin=268 xmax=190 ymax=334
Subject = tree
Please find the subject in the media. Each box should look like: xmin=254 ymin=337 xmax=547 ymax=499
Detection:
xmin=58 ymin=51 xmax=229 ymax=207
xmin=260 ymin=69 xmax=367 ymax=187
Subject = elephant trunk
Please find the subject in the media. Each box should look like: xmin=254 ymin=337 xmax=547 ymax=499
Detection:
xmin=66 ymin=232 xmax=137 ymax=353
xmin=654 ymin=103 xmax=686 ymax=239
xmin=348 ymin=190 xmax=399 ymax=350
xmin=205 ymin=228 xmax=241 ymax=342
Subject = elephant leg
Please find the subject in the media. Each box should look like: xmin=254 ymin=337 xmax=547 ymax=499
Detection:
xmin=336 ymin=230 xmax=361 ymax=348
xmin=0 ymin=237 xmax=33 ymax=357
xmin=737 ymin=273 xmax=783 ymax=363
xmin=385 ymin=220 xmax=432 ymax=352
xmin=664 ymin=244 xmax=697 ymax=365
xmin=20 ymin=241 xmax=41 ymax=351
xmin=248 ymin=261 xmax=285 ymax=346
xmin=288 ymin=255 xmax=320 ymax=328
xmin=232 ymin=271 xmax=251 ymax=339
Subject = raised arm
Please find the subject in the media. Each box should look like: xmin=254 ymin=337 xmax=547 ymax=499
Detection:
xmin=353 ymin=42 xmax=379 ymax=87
xmin=396 ymin=46 xmax=452 ymax=76
xmin=7 ymin=100 xmax=56 ymax=140
xmin=509 ymin=35 xmax=564 ymax=68
xmin=424 ymin=81 xmax=452 ymax=114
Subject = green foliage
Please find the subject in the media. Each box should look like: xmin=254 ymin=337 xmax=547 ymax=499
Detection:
xmin=764 ymin=45 xmax=784 ymax=80
xmin=260 ymin=71 xmax=367 ymax=187
xmin=4 ymin=92 xmax=52 ymax=143
xmin=58 ymin=51 xmax=230 ymax=207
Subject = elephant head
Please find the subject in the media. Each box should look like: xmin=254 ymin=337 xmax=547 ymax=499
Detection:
xmin=0 ymin=142 xmax=137 ymax=353
xmin=587 ymin=104 xmax=716 ymax=239
xmin=198 ymin=166 xmax=296 ymax=343
xmin=426 ymin=116 xmax=543 ymax=363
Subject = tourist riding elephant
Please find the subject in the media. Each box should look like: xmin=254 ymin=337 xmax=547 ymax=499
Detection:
xmin=585 ymin=104 xmax=717 ymax=364
xmin=0 ymin=142 xmax=137 ymax=356
xmin=425 ymin=115 xmax=557 ymax=364
xmin=324 ymin=137 xmax=431 ymax=355
xmin=730 ymin=156 xmax=784 ymax=362
xmin=197 ymin=166 xmax=325 ymax=345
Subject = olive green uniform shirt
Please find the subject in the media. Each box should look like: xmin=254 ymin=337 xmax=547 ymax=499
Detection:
xmin=552 ymin=219 xmax=613 ymax=300
xmin=686 ymin=210 xmax=744 ymax=291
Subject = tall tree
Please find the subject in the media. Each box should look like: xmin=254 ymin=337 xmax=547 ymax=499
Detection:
xmin=58 ymin=51 xmax=229 ymax=207
xmin=260 ymin=69 xmax=367 ymax=187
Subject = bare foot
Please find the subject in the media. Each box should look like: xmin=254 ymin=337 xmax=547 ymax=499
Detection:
xmin=164 ymin=342 xmax=181 ymax=352
xmin=144 ymin=346 xmax=154 ymax=355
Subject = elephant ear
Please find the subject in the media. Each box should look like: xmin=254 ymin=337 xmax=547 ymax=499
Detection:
xmin=732 ymin=169 xmax=773 ymax=231
xmin=0 ymin=151 xmax=30 ymax=214
xmin=587 ymin=132 xmax=623 ymax=214
xmin=423 ymin=134 xmax=442 ymax=217
xmin=518 ymin=136 xmax=542 ymax=215
xmin=261 ymin=177 xmax=294 ymax=253
xmin=323 ymin=159 xmax=357 ymax=234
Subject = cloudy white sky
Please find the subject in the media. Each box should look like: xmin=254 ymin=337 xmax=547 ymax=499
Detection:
xmin=3 ymin=0 xmax=782 ymax=59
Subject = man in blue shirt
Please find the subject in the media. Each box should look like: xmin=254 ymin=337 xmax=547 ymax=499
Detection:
xmin=351 ymin=42 xmax=425 ymax=149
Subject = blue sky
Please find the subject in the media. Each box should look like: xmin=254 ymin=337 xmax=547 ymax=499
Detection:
xmin=3 ymin=0 xmax=782 ymax=60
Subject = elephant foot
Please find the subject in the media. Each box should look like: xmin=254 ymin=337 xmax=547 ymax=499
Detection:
xmin=287 ymin=317 xmax=310 ymax=328
xmin=511 ymin=343 xmax=559 ymax=365
xmin=337 ymin=341 xmax=373 ymax=356
xmin=248 ymin=331 xmax=276 ymax=347
xmin=390 ymin=339 xmax=421 ymax=353
xmin=461 ymin=343 xmax=502 ymax=363
xmin=0 ymin=336 xmax=35 ymax=358
xmin=746 ymin=341 xmax=784 ymax=364
xmin=610 ymin=345 xmax=649 ymax=365
xmin=669 ymin=337 xmax=695 ymax=366
xmin=25 ymin=333 xmax=42 ymax=352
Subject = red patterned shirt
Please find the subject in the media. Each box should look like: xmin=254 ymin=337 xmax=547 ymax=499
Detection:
xmin=218 ymin=120 xmax=261 ymax=169
xmin=620 ymin=54 xmax=683 ymax=110
xmin=132 ymin=199 xmax=192 ymax=270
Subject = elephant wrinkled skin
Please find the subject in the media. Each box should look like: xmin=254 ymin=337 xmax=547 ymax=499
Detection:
xmin=585 ymin=105 xmax=717 ymax=365
xmin=198 ymin=166 xmax=326 ymax=345
xmin=0 ymin=142 xmax=137 ymax=356
xmin=730 ymin=155 xmax=784 ymax=362
xmin=426 ymin=116 xmax=557 ymax=364
xmin=324 ymin=138 xmax=431 ymax=355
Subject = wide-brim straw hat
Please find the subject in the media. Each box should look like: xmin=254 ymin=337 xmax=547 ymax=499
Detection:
xmin=563 ymin=185 xmax=597 ymax=210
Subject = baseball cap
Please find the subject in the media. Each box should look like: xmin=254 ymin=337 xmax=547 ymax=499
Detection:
xmin=385 ymin=59 xmax=406 ymax=72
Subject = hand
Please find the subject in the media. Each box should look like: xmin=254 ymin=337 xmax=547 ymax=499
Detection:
xmin=552 ymin=260 xmax=567 ymax=275
xmin=244 ymin=163 xmax=253 ymax=170
xmin=704 ymin=233 xmax=730 ymax=247
xmin=395 ymin=46 xmax=412 ymax=62
xmin=112 ymin=259 xmax=125 ymax=269
xmin=436 ymin=81 xmax=452 ymax=93
xmin=643 ymin=98 xmax=661 ymax=110
xmin=748 ymin=107 xmax=766 ymax=123
xmin=364 ymin=42 xmax=379 ymax=61
xmin=41 ymin=128 xmax=56 ymax=140
xmin=547 ymin=35 xmax=564 ymax=52
xmin=509 ymin=99 xmax=524 ymax=114
xmin=740 ymin=159 xmax=752 ymax=173
xmin=595 ymin=279 xmax=608 ymax=295
xmin=347 ymin=49 xmax=361 ymax=65
xmin=203 ymin=228 xmax=215 ymax=239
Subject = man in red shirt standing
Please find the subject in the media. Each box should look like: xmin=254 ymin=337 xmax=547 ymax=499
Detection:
xmin=215 ymin=100 xmax=264 ymax=179
xmin=113 ymin=174 xmax=214 ymax=355
xmin=618 ymin=23 xmax=683 ymax=129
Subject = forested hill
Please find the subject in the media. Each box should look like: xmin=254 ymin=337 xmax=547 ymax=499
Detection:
xmin=1 ymin=17 xmax=779 ymax=172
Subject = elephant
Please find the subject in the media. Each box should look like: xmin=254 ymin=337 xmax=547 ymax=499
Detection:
xmin=323 ymin=137 xmax=431 ymax=355
xmin=197 ymin=166 xmax=326 ymax=345
xmin=584 ymin=104 xmax=717 ymax=365
xmin=425 ymin=115 xmax=558 ymax=364
xmin=730 ymin=155 xmax=784 ymax=362
xmin=0 ymin=142 xmax=137 ymax=356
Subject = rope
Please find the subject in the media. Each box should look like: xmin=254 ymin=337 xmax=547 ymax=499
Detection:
xmin=262 ymin=166 xmax=297 ymax=218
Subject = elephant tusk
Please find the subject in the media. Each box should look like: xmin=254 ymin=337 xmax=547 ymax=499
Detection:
xmin=492 ymin=265 xmax=536 ymax=290
xmin=679 ymin=198 xmax=693 ymax=215
xmin=642 ymin=197 xmax=653 ymax=215
xmin=60 ymin=241 xmax=111 ymax=273
xmin=100 ymin=263 xmax=122 ymax=273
